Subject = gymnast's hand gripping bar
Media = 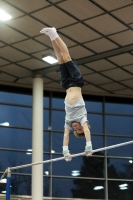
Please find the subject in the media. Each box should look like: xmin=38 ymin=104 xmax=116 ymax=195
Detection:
xmin=1 ymin=139 xmax=133 ymax=180
xmin=8 ymin=140 xmax=133 ymax=171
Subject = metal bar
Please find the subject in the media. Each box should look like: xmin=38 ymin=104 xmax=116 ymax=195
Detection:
xmin=9 ymin=140 xmax=133 ymax=171
xmin=6 ymin=168 xmax=11 ymax=200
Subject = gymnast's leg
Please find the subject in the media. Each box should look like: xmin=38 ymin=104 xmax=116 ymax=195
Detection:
xmin=41 ymin=27 xmax=71 ymax=89
xmin=40 ymin=27 xmax=83 ymax=83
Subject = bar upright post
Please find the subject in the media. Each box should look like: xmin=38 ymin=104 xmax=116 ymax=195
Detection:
xmin=6 ymin=168 xmax=11 ymax=200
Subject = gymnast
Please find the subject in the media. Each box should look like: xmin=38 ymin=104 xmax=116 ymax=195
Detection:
xmin=40 ymin=27 xmax=92 ymax=161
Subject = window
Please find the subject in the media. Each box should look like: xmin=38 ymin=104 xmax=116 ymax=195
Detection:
xmin=0 ymin=91 xmax=32 ymax=106
xmin=88 ymin=114 xmax=103 ymax=134
xmin=0 ymin=105 xmax=32 ymax=128
xmin=52 ymin=178 xmax=104 ymax=198
xmin=1 ymin=85 xmax=133 ymax=199
xmin=108 ymin=180 xmax=133 ymax=200
xmin=105 ymin=98 xmax=133 ymax=114
xmin=52 ymin=154 xmax=104 ymax=178
xmin=106 ymin=136 xmax=133 ymax=157
xmin=52 ymin=110 xmax=65 ymax=130
xmin=52 ymin=98 xmax=64 ymax=109
xmin=43 ymin=110 xmax=50 ymax=129
xmin=0 ymin=127 xmax=32 ymax=150
xmin=106 ymin=115 xmax=133 ymax=136
xmin=85 ymin=101 xmax=102 ymax=112
xmin=0 ymin=151 xmax=32 ymax=173
xmin=107 ymin=158 xmax=133 ymax=179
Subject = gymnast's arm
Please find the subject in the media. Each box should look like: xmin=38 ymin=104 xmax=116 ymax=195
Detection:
xmin=63 ymin=128 xmax=70 ymax=146
xmin=83 ymin=122 xmax=92 ymax=156
xmin=83 ymin=122 xmax=91 ymax=142
xmin=62 ymin=128 xmax=72 ymax=161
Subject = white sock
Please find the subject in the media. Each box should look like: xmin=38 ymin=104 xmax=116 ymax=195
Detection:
xmin=40 ymin=27 xmax=59 ymax=41
xmin=86 ymin=141 xmax=92 ymax=146
xmin=63 ymin=146 xmax=68 ymax=151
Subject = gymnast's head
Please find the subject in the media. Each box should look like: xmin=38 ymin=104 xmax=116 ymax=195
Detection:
xmin=72 ymin=122 xmax=90 ymax=138
xmin=71 ymin=122 xmax=85 ymax=138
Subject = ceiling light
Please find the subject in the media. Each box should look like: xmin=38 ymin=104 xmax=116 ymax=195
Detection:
xmin=0 ymin=9 xmax=12 ymax=21
xmin=0 ymin=178 xmax=7 ymax=183
xmin=44 ymin=171 xmax=49 ymax=175
xmin=71 ymin=170 xmax=80 ymax=176
xmin=119 ymin=187 xmax=128 ymax=190
xmin=93 ymin=186 xmax=104 ymax=190
xmin=129 ymin=160 xmax=133 ymax=163
xmin=119 ymin=183 xmax=128 ymax=188
xmin=1 ymin=191 xmax=6 ymax=194
xmin=48 ymin=126 xmax=52 ymax=130
xmin=119 ymin=183 xmax=128 ymax=190
xmin=42 ymin=55 xmax=58 ymax=64
xmin=51 ymin=150 xmax=55 ymax=153
xmin=0 ymin=122 xmax=9 ymax=126
xmin=26 ymin=149 xmax=32 ymax=155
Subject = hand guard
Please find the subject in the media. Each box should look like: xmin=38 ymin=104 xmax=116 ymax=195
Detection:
xmin=85 ymin=145 xmax=92 ymax=156
xmin=62 ymin=150 xmax=72 ymax=162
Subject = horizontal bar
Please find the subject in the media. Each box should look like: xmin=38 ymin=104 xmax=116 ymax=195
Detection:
xmin=10 ymin=140 xmax=133 ymax=171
